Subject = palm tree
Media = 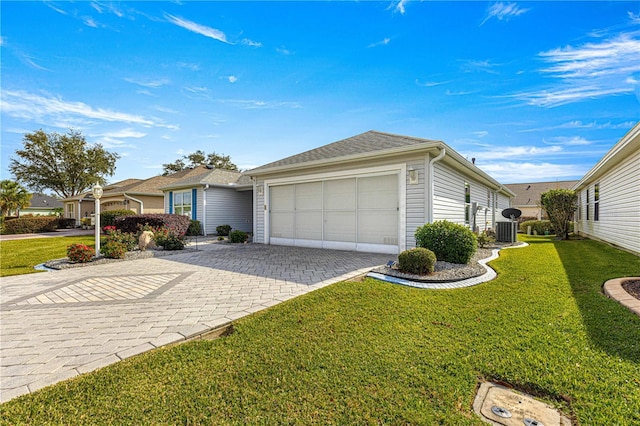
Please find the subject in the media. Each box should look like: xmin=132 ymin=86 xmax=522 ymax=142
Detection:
xmin=0 ymin=180 xmax=32 ymax=217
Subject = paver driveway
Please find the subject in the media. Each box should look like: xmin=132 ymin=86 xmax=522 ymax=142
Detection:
xmin=0 ymin=242 xmax=390 ymax=403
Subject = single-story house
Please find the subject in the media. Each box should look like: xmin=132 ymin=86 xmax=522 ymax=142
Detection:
xmin=161 ymin=166 xmax=253 ymax=235
xmin=574 ymin=121 xmax=640 ymax=256
xmin=505 ymin=180 xmax=578 ymax=220
xmin=247 ymin=131 xmax=514 ymax=254
xmin=10 ymin=193 xmax=63 ymax=216
xmin=62 ymin=168 xmax=210 ymax=226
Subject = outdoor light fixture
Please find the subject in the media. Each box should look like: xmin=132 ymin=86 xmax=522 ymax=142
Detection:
xmin=92 ymin=182 xmax=103 ymax=257
xmin=257 ymin=185 xmax=264 ymax=195
xmin=408 ymin=167 xmax=418 ymax=185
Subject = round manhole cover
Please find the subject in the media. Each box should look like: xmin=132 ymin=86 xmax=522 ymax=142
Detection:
xmin=491 ymin=406 xmax=512 ymax=418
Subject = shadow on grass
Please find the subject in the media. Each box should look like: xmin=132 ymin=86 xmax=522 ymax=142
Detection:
xmin=553 ymin=237 xmax=640 ymax=362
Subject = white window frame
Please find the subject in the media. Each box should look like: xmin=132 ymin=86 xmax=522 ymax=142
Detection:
xmin=174 ymin=190 xmax=192 ymax=217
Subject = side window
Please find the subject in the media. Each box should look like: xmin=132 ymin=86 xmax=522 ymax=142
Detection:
xmin=594 ymin=183 xmax=600 ymax=221
xmin=464 ymin=182 xmax=470 ymax=226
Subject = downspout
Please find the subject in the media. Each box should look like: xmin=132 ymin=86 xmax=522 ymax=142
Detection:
xmin=202 ymin=185 xmax=209 ymax=236
xmin=251 ymin=177 xmax=257 ymax=243
xmin=123 ymin=193 xmax=144 ymax=214
xmin=427 ymin=147 xmax=446 ymax=223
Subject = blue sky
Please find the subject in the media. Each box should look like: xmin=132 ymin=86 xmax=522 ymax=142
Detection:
xmin=1 ymin=1 xmax=639 ymax=186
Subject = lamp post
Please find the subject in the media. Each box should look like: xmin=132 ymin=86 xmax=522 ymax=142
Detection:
xmin=92 ymin=182 xmax=103 ymax=257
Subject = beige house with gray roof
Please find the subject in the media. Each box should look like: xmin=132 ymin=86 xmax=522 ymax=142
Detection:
xmin=248 ymin=131 xmax=514 ymax=254
xmin=505 ymin=181 xmax=578 ymax=220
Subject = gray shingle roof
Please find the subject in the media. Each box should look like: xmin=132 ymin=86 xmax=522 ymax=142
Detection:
xmin=160 ymin=166 xmax=250 ymax=190
xmin=505 ymin=181 xmax=578 ymax=207
xmin=26 ymin=193 xmax=63 ymax=209
xmin=248 ymin=130 xmax=441 ymax=174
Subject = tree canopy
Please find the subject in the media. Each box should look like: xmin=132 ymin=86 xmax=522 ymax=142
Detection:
xmin=540 ymin=188 xmax=578 ymax=240
xmin=162 ymin=150 xmax=238 ymax=175
xmin=0 ymin=180 xmax=32 ymax=217
xmin=9 ymin=129 xmax=119 ymax=199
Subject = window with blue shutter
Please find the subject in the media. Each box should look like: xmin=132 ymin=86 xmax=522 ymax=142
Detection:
xmin=192 ymin=188 xmax=197 ymax=220
xmin=168 ymin=191 xmax=173 ymax=214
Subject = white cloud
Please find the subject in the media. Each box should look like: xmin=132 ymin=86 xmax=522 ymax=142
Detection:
xmin=415 ymin=79 xmax=451 ymax=87
xmin=464 ymin=145 xmax=563 ymax=161
xmin=629 ymin=11 xmax=640 ymax=23
xmin=368 ymin=38 xmax=390 ymax=48
xmin=481 ymin=2 xmax=529 ymax=25
xmin=389 ymin=0 xmax=407 ymax=15
xmin=93 ymin=129 xmax=147 ymax=139
xmin=0 ymin=90 xmax=174 ymax=129
xmin=276 ymin=46 xmax=293 ymax=55
xmin=543 ymin=136 xmax=591 ymax=146
xmin=177 ymin=62 xmax=200 ymax=71
xmin=241 ymin=39 xmax=262 ymax=47
xmin=216 ymin=99 xmax=301 ymax=109
xmin=228 ymin=75 xmax=238 ymax=83
xmin=184 ymin=86 xmax=209 ymax=94
xmin=516 ymin=32 xmax=640 ymax=107
xmin=124 ymin=77 xmax=170 ymax=88
xmin=82 ymin=17 xmax=99 ymax=28
xmin=461 ymin=59 xmax=501 ymax=74
xmin=44 ymin=2 xmax=68 ymax=15
xmin=519 ymin=120 xmax=636 ymax=133
xmin=0 ymin=36 xmax=5 ymax=47
xmin=164 ymin=13 xmax=230 ymax=44
xmin=480 ymin=161 xmax=585 ymax=183
xmin=473 ymin=131 xmax=489 ymax=138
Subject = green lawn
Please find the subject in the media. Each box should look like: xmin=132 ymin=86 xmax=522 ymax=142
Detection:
xmin=1 ymin=236 xmax=639 ymax=424
xmin=0 ymin=236 xmax=95 ymax=276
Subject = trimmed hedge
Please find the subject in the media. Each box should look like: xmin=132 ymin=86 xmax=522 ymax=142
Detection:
xmin=115 ymin=214 xmax=190 ymax=235
xmin=519 ymin=220 xmax=554 ymax=235
xmin=101 ymin=209 xmax=136 ymax=227
xmin=398 ymin=248 xmax=436 ymax=275
xmin=2 ymin=216 xmax=59 ymax=234
xmin=186 ymin=220 xmax=202 ymax=236
xmin=216 ymin=224 xmax=232 ymax=236
xmin=229 ymin=230 xmax=248 ymax=243
xmin=57 ymin=218 xmax=76 ymax=229
xmin=415 ymin=220 xmax=477 ymax=264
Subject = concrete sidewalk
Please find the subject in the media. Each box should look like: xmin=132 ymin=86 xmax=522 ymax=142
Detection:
xmin=0 ymin=228 xmax=94 ymax=241
xmin=0 ymin=243 xmax=390 ymax=403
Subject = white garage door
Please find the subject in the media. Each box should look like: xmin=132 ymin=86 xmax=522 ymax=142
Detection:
xmin=269 ymin=174 xmax=399 ymax=254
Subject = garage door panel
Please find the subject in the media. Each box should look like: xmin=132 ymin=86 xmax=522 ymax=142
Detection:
xmin=358 ymin=210 xmax=398 ymax=244
xmin=271 ymin=185 xmax=295 ymax=210
xmin=324 ymin=178 xmax=356 ymax=210
xmin=324 ymin=211 xmax=356 ymax=242
xmin=295 ymin=211 xmax=322 ymax=240
xmin=271 ymin=212 xmax=294 ymax=238
xmin=295 ymin=182 xmax=322 ymax=210
xmin=358 ymin=174 xmax=398 ymax=209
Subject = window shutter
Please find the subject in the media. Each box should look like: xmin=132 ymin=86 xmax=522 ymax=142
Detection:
xmin=169 ymin=191 xmax=173 ymax=214
xmin=192 ymin=188 xmax=197 ymax=220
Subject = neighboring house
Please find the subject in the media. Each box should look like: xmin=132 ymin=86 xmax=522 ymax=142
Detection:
xmin=61 ymin=168 xmax=211 ymax=226
xmin=8 ymin=193 xmax=63 ymax=216
xmin=161 ymin=166 xmax=253 ymax=235
xmin=574 ymin=122 xmax=640 ymax=256
xmin=247 ymin=131 xmax=514 ymax=254
xmin=505 ymin=181 xmax=578 ymax=220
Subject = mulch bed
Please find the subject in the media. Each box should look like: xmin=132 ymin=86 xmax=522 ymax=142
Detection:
xmin=622 ymin=279 xmax=640 ymax=300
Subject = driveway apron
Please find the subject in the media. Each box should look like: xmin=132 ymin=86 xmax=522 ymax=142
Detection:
xmin=0 ymin=243 xmax=389 ymax=403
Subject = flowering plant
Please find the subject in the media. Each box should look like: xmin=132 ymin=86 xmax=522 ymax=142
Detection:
xmin=102 ymin=225 xmax=116 ymax=234
xmin=67 ymin=243 xmax=95 ymax=263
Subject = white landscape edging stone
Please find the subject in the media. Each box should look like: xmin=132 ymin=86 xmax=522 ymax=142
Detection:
xmin=367 ymin=242 xmax=529 ymax=290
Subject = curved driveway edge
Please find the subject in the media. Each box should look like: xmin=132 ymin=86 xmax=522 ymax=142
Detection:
xmin=0 ymin=243 xmax=390 ymax=403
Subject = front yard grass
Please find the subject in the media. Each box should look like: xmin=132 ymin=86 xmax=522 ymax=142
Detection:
xmin=1 ymin=236 xmax=639 ymax=424
xmin=0 ymin=236 xmax=95 ymax=277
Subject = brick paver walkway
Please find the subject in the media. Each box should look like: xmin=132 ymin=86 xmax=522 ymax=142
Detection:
xmin=0 ymin=243 xmax=389 ymax=403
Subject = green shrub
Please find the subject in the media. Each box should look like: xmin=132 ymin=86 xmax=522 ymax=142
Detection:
xmin=101 ymin=241 xmax=127 ymax=259
xmin=2 ymin=216 xmax=59 ymax=234
xmin=415 ymin=220 xmax=477 ymax=264
xmin=105 ymin=229 xmax=137 ymax=251
xmin=57 ymin=218 xmax=76 ymax=228
xmin=229 ymin=230 xmax=247 ymax=243
xmin=67 ymin=243 xmax=95 ymax=263
xmin=186 ymin=220 xmax=202 ymax=236
xmin=116 ymin=214 xmax=190 ymax=236
xmin=397 ymin=248 xmax=436 ymax=275
xmin=476 ymin=230 xmax=496 ymax=248
xmin=154 ymin=226 xmax=186 ymax=250
xmin=519 ymin=220 xmax=554 ymax=235
xmin=101 ymin=209 xmax=136 ymax=227
xmin=216 ymin=224 xmax=232 ymax=236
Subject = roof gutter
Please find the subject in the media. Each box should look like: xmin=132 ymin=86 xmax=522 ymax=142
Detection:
xmin=124 ymin=193 xmax=144 ymax=214
xmin=427 ymin=146 xmax=446 ymax=223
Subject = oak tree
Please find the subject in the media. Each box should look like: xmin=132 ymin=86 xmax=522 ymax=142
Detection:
xmin=162 ymin=150 xmax=238 ymax=175
xmin=540 ymin=189 xmax=578 ymax=240
xmin=9 ymin=129 xmax=119 ymax=199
